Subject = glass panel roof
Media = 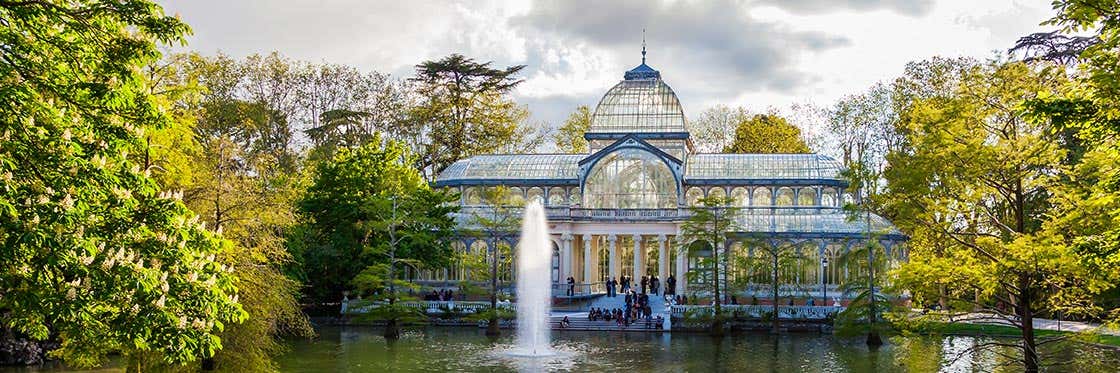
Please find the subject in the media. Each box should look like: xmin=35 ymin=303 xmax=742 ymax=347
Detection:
xmin=685 ymin=154 xmax=844 ymax=180
xmin=734 ymin=208 xmax=901 ymax=236
xmin=436 ymin=154 xmax=581 ymax=181
xmin=589 ymin=79 xmax=688 ymax=134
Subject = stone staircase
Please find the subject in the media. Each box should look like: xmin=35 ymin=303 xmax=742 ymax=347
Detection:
xmin=588 ymin=292 xmax=669 ymax=315
xmin=548 ymin=292 xmax=672 ymax=331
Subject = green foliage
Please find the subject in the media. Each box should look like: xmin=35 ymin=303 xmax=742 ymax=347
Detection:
xmin=679 ymin=196 xmax=739 ymax=334
xmin=295 ymin=139 xmax=457 ymax=302
xmin=834 ymin=241 xmax=895 ymax=336
xmin=145 ymin=52 xmax=316 ymax=372
xmin=690 ymin=105 xmax=748 ymax=153
xmin=408 ymin=54 xmax=537 ymax=177
xmin=553 ymin=105 xmax=592 ymax=153
xmin=0 ymin=0 xmax=246 ymax=367
xmin=723 ymin=114 xmax=811 ymax=154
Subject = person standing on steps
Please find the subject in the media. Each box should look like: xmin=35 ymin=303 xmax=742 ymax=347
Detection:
xmin=666 ymin=275 xmax=676 ymax=296
xmin=607 ymin=277 xmax=617 ymax=297
xmin=567 ymin=276 xmax=575 ymax=297
xmin=640 ymin=275 xmax=649 ymax=294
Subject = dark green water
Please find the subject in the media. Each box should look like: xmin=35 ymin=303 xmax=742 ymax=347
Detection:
xmin=276 ymin=326 xmax=1120 ymax=372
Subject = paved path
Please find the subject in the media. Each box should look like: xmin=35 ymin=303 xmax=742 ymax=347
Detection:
xmin=953 ymin=313 xmax=1119 ymax=336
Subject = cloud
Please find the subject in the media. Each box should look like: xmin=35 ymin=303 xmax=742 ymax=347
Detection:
xmin=511 ymin=0 xmax=850 ymax=99
xmin=756 ymin=0 xmax=935 ymax=16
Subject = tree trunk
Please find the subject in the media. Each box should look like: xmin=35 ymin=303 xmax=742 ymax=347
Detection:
xmin=384 ymin=318 xmax=400 ymax=340
xmin=772 ymin=253 xmax=780 ymax=334
xmin=1019 ymin=274 xmax=1038 ymax=372
xmin=711 ymin=242 xmax=723 ymax=337
xmin=487 ymin=237 xmax=501 ymax=336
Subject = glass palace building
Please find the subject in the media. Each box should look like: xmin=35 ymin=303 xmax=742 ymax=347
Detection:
xmin=430 ymin=55 xmax=906 ymax=299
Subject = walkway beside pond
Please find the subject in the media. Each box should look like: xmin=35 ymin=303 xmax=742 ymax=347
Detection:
xmin=949 ymin=312 xmax=1120 ymax=336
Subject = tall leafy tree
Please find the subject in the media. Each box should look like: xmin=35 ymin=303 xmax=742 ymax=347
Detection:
xmin=464 ymin=186 xmax=522 ymax=336
xmin=553 ymin=105 xmax=592 ymax=153
xmin=0 ymin=1 xmax=244 ymax=368
xmin=679 ymin=196 xmax=739 ymax=336
xmin=690 ymin=105 xmax=747 ymax=153
xmin=295 ymin=137 xmax=457 ymax=303
xmin=884 ymin=60 xmax=1105 ymax=371
xmin=733 ymin=239 xmax=805 ymax=334
xmin=723 ymin=114 xmax=811 ymax=154
xmin=409 ymin=54 xmax=527 ymax=178
xmin=144 ymin=53 xmax=314 ymax=372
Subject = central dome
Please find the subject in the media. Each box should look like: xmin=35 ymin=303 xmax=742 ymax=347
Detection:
xmin=588 ymin=73 xmax=688 ymax=134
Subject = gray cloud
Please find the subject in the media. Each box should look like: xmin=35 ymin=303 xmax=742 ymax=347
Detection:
xmin=757 ymin=0 xmax=935 ymax=16
xmin=511 ymin=0 xmax=850 ymax=99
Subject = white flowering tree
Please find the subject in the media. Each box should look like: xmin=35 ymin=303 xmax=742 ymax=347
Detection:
xmin=0 ymin=1 xmax=245 ymax=369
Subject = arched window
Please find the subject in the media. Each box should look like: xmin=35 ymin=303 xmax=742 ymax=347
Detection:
xmin=526 ymin=187 xmax=543 ymax=203
xmin=569 ymin=188 xmax=582 ymax=206
xmin=707 ymin=187 xmax=726 ymax=203
xmin=776 ymin=187 xmax=795 ymax=206
xmin=464 ymin=187 xmax=482 ymax=205
xmin=752 ymin=187 xmax=771 ymax=207
xmin=821 ymin=188 xmax=837 ymax=207
xmin=731 ymin=187 xmax=749 ymax=207
xmin=798 ymin=188 xmax=817 ymax=206
xmin=548 ymin=187 xmax=566 ymax=206
xmin=685 ymin=187 xmax=704 ymax=206
xmin=508 ymin=187 xmax=525 ymax=206
xmin=583 ymin=148 xmax=678 ymax=209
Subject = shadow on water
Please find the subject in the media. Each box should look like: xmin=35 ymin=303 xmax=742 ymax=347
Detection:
xmin=269 ymin=326 xmax=1120 ymax=372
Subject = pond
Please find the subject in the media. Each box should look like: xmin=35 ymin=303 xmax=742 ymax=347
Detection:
xmin=277 ymin=326 xmax=1120 ymax=372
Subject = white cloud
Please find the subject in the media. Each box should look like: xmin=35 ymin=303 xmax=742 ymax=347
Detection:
xmin=161 ymin=0 xmax=1056 ymax=127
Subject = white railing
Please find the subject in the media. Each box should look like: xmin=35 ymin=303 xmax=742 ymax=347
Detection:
xmin=342 ymin=300 xmax=509 ymax=316
xmin=670 ymin=304 xmax=844 ymax=320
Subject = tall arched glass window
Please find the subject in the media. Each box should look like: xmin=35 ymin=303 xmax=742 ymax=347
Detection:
xmin=464 ymin=187 xmax=482 ymax=205
xmin=752 ymin=187 xmax=771 ymax=207
xmin=798 ymin=188 xmax=817 ymax=206
xmin=731 ymin=187 xmax=749 ymax=207
xmin=685 ymin=187 xmax=704 ymax=206
xmin=583 ymin=148 xmax=678 ymax=208
xmin=548 ymin=187 xmax=566 ymax=205
xmin=526 ymin=187 xmax=543 ymax=203
xmin=776 ymin=187 xmax=795 ymax=206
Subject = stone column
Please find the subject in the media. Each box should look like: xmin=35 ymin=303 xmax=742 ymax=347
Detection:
xmin=658 ymin=234 xmax=668 ymax=283
xmin=560 ymin=233 xmax=572 ymax=282
xmin=632 ymin=234 xmax=643 ymax=284
xmin=676 ymin=246 xmax=687 ymax=295
xmin=607 ymin=234 xmax=619 ymax=281
xmin=582 ymin=234 xmax=593 ymax=285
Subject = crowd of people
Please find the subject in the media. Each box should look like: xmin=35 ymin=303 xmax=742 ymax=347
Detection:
xmin=423 ymin=289 xmax=455 ymax=301
xmin=604 ymin=274 xmax=676 ymax=297
xmin=586 ymin=288 xmax=666 ymax=329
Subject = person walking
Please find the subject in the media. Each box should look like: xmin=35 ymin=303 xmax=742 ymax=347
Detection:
xmin=666 ymin=275 xmax=676 ymax=296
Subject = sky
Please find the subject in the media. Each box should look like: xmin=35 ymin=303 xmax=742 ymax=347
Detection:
xmin=162 ymin=0 xmax=1057 ymax=130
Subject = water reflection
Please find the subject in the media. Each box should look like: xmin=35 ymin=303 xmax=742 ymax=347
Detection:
xmin=275 ymin=326 xmax=1120 ymax=373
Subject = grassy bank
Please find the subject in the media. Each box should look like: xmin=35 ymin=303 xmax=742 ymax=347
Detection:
xmin=908 ymin=321 xmax=1120 ymax=348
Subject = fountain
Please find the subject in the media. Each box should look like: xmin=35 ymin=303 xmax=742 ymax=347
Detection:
xmin=512 ymin=200 xmax=552 ymax=356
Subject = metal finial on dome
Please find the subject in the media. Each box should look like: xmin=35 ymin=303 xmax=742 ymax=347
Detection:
xmin=641 ymin=28 xmax=647 ymax=64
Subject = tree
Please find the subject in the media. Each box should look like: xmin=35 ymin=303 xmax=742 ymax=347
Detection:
xmin=295 ymin=138 xmax=457 ymax=303
xmin=734 ymin=239 xmax=805 ymax=334
xmin=553 ymin=105 xmax=592 ymax=153
xmin=690 ymin=105 xmax=747 ymax=153
xmin=884 ymin=60 xmax=1103 ymax=371
xmin=464 ymin=186 xmax=522 ymax=336
xmin=679 ymin=196 xmax=739 ymax=336
xmin=409 ymin=54 xmax=528 ymax=178
xmin=0 ymin=1 xmax=245 ymax=368
xmin=723 ymin=114 xmax=811 ymax=154
xmin=144 ymin=53 xmax=314 ymax=372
